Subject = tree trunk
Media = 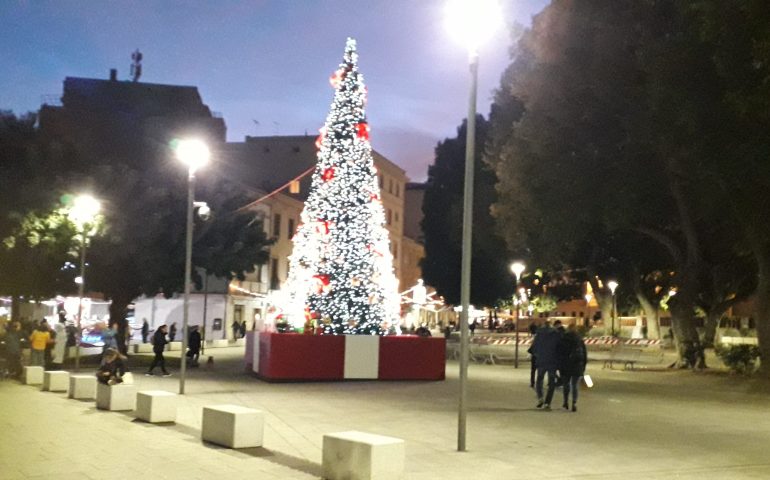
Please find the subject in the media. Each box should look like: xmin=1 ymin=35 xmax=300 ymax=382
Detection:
xmin=108 ymin=292 xmax=133 ymax=327
xmin=636 ymin=291 xmax=661 ymax=339
xmin=702 ymin=310 xmax=723 ymax=348
xmin=11 ymin=295 xmax=21 ymax=323
xmin=669 ymin=292 xmax=705 ymax=369
xmin=754 ymin=253 xmax=770 ymax=378
xmin=593 ymin=291 xmax=613 ymax=335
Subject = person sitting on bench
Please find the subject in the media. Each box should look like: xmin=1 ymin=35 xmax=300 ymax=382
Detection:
xmin=96 ymin=348 xmax=127 ymax=385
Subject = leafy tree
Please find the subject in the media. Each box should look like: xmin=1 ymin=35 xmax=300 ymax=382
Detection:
xmin=484 ymin=0 xmax=762 ymax=367
xmin=421 ymin=115 xmax=513 ymax=307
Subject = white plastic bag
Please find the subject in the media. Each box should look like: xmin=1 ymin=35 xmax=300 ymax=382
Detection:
xmin=583 ymin=374 xmax=594 ymax=388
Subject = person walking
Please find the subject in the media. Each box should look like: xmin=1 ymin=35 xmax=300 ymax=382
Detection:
xmin=187 ymin=326 xmax=201 ymax=367
xmin=232 ymin=321 xmax=239 ymax=340
xmin=146 ymin=325 xmax=171 ymax=376
xmin=28 ymin=321 xmax=51 ymax=367
xmin=3 ymin=321 xmax=23 ymax=378
xmin=52 ymin=316 xmax=67 ymax=369
xmin=558 ymin=323 xmax=588 ymax=412
xmin=169 ymin=322 xmax=177 ymax=342
xmin=530 ymin=320 xmax=562 ymax=410
xmin=528 ymin=321 xmax=540 ymax=388
xmin=141 ymin=319 xmax=149 ymax=344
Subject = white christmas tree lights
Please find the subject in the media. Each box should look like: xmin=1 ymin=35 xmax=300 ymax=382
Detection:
xmin=285 ymin=38 xmax=400 ymax=335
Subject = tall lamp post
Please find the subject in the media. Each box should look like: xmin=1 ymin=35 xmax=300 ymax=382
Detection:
xmin=446 ymin=0 xmax=502 ymax=452
xmin=175 ymin=139 xmax=210 ymax=395
xmin=68 ymin=194 xmax=101 ymax=372
xmin=510 ymin=262 xmax=526 ymax=368
xmin=584 ymin=293 xmax=593 ymax=327
xmin=607 ymin=281 xmax=619 ymax=337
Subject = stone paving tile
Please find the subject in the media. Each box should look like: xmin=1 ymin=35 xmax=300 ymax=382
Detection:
xmin=2 ymin=347 xmax=770 ymax=479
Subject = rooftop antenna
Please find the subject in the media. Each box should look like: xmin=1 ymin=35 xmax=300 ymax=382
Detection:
xmin=130 ymin=49 xmax=143 ymax=82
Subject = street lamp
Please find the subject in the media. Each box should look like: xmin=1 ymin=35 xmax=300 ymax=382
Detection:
xmin=584 ymin=293 xmax=593 ymax=327
xmin=446 ymin=0 xmax=502 ymax=453
xmin=68 ymin=194 xmax=101 ymax=371
xmin=175 ymin=138 xmax=210 ymax=395
xmin=510 ymin=262 xmax=526 ymax=368
xmin=607 ymin=280 xmax=619 ymax=337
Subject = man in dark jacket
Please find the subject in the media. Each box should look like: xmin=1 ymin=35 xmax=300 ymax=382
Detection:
xmin=3 ymin=321 xmax=23 ymax=379
xmin=530 ymin=320 xmax=563 ymax=410
xmin=141 ymin=319 xmax=149 ymax=344
xmin=558 ymin=323 xmax=588 ymax=412
xmin=187 ymin=326 xmax=202 ymax=367
xmin=146 ymin=325 xmax=170 ymax=376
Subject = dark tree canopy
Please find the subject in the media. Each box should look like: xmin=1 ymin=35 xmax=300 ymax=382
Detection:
xmin=421 ymin=115 xmax=513 ymax=306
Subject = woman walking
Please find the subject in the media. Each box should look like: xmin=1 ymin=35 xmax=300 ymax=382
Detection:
xmin=559 ymin=323 xmax=588 ymax=412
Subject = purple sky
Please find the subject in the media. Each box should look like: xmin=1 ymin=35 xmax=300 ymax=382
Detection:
xmin=1 ymin=0 xmax=549 ymax=181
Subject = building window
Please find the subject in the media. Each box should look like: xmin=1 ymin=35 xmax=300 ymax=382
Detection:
xmin=393 ymin=243 xmax=398 ymax=260
xmin=395 ymin=183 xmax=400 ymax=197
xmin=386 ymin=209 xmax=392 ymax=225
xmin=388 ymin=178 xmax=393 ymax=194
xmin=270 ymin=258 xmax=279 ymax=290
xmin=395 ymin=211 xmax=399 ymax=224
xmin=273 ymin=213 xmax=281 ymax=238
xmin=288 ymin=218 xmax=295 ymax=239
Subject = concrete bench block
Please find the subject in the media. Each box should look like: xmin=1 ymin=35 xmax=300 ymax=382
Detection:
xmin=134 ymin=343 xmax=154 ymax=353
xmin=210 ymin=339 xmax=229 ymax=348
xmin=23 ymin=366 xmax=44 ymax=385
xmin=135 ymin=390 xmax=177 ymax=423
xmin=323 ymin=431 xmax=405 ymax=480
xmin=201 ymin=404 xmax=263 ymax=448
xmin=235 ymin=338 xmax=245 ymax=347
xmin=168 ymin=341 xmax=182 ymax=351
xmin=96 ymin=382 xmax=137 ymax=411
xmin=69 ymin=375 xmax=97 ymax=400
xmin=43 ymin=371 xmax=69 ymax=392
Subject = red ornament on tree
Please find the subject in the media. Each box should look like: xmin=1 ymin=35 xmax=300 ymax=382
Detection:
xmin=322 ymin=167 xmax=335 ymax=181
xmin=355 ymin=122 xmax=370 ymax=142
xmin=315 ymin=126 xmax=327 ymax=149
xmin=311 ymin=274 xmax=331 ymax=294
xmin=329 ymin=68 xmax=346 ymax=88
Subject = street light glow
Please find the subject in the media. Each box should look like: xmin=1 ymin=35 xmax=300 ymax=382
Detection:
xmin=510 ymin=261 xmax=526 ymax=279
xmin=607 ymin=280 xmax=619 ymax=294
xmin=69 ymin=194 xmax=101 ymax=227
xmin=445 ymin=0 xmax=503 ymax=53
xmin=175 ymin=139 xmax=210 ymax=173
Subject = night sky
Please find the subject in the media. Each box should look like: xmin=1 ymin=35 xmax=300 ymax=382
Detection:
xmin=1 ymin=0 xmax=549 ymax=181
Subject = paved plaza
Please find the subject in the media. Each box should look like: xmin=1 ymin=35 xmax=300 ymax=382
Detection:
xmin=1 ymin=347 xmax=769 ymax=479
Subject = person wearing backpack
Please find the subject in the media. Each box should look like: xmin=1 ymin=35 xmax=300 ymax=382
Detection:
xmin=559 ymin=323 xmax=588 ymax=412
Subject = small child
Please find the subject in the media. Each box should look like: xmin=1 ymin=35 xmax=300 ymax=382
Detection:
xmin=96 ymin=348 xmax=127 ymax=385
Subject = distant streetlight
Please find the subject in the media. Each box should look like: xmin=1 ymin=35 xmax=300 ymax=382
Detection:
xmin=68 ymin=194 xmax=101 ymax=371
xmin=607 ymin=280 xmax=619 ymax=337
xmin=584 ymin=293 xmax=593 ymax=326
xmin=175 ymin=138 xmax=210 ymax=395
xmin=510 ymin=262 xmax=526 ymax=368
xmin=446 ymin=0 xmax=502 ymax=453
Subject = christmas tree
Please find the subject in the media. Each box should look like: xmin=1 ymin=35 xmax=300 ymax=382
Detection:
xmin=285 ymin=38 xmax=400 ymax=335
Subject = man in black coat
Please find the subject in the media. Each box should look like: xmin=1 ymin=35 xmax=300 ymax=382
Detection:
xmin=187 ymin=326 xmax=202 ymax=367
xmin=146 ymin=325 xmax=170 ymax=376
xmin=530 ymin=320 xmax=562 ymax=410
xmin=558 ymin=323 xmax=587 ymax=412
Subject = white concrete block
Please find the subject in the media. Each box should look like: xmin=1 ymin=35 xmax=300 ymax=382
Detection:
xmin=323 ymin=431 xmax=405 ymax=480
xmin=69 ymin=375 xmax=97 ymax=400
xmin=344 ymin=335 xmax=380 ymax=379
xmin=235 ymin=338 xmax=245 ymax=347
xmin=43 ymin=371 xmax=69 ymax=392
xmin=201 ymin=404 xmax=263 ymax=448
xmin=210 ymin=339 xmax=229 ymax=348
xmin=23 ymin=366 xmax=44 ymax=385
xmin=135 ymin=390 xmax=177 ymax=423
xmin=168 ymin=341 xmax=182 ymax=351
xmin=134 ymin=343 xmax=154 ymax=353
xmin=96 ymin=382 xmax=136 ymax=411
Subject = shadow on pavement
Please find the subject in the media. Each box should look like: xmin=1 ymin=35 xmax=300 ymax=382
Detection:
xmin=235 ymin=447 xmax=324 ymax=477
